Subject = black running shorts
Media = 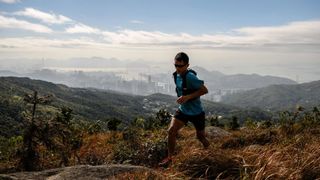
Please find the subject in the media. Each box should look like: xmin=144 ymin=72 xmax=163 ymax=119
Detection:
xmin=174 ymin=110 xmax=205 ymax=131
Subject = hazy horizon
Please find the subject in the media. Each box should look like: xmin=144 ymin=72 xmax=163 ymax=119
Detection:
xmin=1 ymin=0 xmax=319 ymax=83
xmin=0 ymin=56 xmax=319 ymax=83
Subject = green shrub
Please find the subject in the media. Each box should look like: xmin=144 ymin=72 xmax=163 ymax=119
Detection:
xmin=113 ymin=127 xmax=167 ymax=167
xmin=278 ymin=106 xmax=320 ymax=137
xmin=208 ymin=115 xmax=224 ymax=127
xmin=259 ymin=120 xmax=273 ymax=129
xmin=244 ymin=118 xmax=257 ymax=129
xmin=227 ymin=116 xmax=240 ymax=130
xmin=106 ymin=118 xmax=122 ymax=131
xmin=0 ymin=136 xmax=23 ymax=162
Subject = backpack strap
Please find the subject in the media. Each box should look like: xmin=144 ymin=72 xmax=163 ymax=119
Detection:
xmin=173 ymin=71 xmax=177 ymax=85
xmin=173 ymin=71 xmax=178 ymax=97
xmin=173 ymin=69 xmax=197 ymax=98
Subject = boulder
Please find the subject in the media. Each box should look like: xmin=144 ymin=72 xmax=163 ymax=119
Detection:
xmin=206 ymin=126 xmax=231 ymax=139
xmin=0 ymin=164 xmax=163 ymax=180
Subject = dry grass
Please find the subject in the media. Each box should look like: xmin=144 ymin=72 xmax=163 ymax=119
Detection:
xmin=157 ymin=127 xmax=241 ymax=179
xmin=237 ymin=128 xmax=320 ymax=180
xmin=78 ymin=132 xmax=121 ymax=165
xmin=221 ymin=129 xmax=278 ymax=149
xmin=157 ymin=126 xmax=320 ymax=179
xmin=2 ymin=125 xmax=320 ymax=179
xmin=176 ymin=150 xmax=240 ymax=179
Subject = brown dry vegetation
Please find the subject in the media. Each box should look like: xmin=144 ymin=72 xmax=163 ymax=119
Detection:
xmin=175 ymin=127 xmax=320 ymax=179
xmin=1 ymin=123 xmax=320 ymax=179
xmin=70 ymin=125 xmax=320 ymax=179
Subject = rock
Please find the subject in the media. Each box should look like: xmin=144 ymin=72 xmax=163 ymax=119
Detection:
xmin=0 ymin=164 xmax=163 ymax=180
xmin=206 ymin=126 xmax=231 ymax=139
xmin=244 ymin=144 xmax=263 ymax=152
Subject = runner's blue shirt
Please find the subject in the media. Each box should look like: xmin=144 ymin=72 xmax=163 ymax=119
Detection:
xmin=175 ymin=72 xmax=204 ymax=115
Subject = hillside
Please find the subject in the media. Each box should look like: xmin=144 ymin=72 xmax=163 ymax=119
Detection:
xmin=1 ymin=122 xmax=320 ymax=179
xmin=0 ymin=76 xmax=146 ymax=120
xmin=0 ymin=78 xmax=319 ymax=179
xmin=221 ymin=80 xmax=320 ymax=111
xmin=0 ymin=76 xmax=270 ymax=137
xmin=192 ymin=66 xmax=297 ymax=90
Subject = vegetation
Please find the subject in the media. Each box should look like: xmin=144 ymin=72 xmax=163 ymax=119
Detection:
xmin=20 ymin=91 xmax=53 ymax=171
xmin=0 ymin=95 xmax=24 ymax=137
xmin=0 ymin=77 xmax=271 ymax=137
xmin=0 ymin=77 xmax=319 ymax=179
xmin=1 ymin=102 xmax=319 ymax=179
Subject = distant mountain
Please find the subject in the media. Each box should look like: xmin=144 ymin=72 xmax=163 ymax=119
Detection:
xmin=65 ymin=57 xmax=125 ymax=68
xmin=0 ymin=66 xmax=297 ymax=99
xmin=191 ymin=66 xmax=225 ymax=79
xmin=0 ymin=70 xmax=21 ymax=77
xmin=0 ymin=77 xmax=271 ymax=137
xmin=192 ymin=66 xmax=297 ymax=90
xmin=221 ymin=80 xmax=320 ymax=111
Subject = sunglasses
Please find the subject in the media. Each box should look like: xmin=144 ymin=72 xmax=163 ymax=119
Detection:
xmin=174 ymin=64 xmax=187 ymax=68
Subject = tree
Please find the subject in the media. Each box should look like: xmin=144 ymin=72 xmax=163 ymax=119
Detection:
xmin=313 ymin=107 xmax=320 ymax=123
xmin=20 ymin=91 xmax=84 ymax=170
xmin=228 ymin=116 xmax=240 ymax=130
xmin=155 ymin=108 xmax=171 ymax=127
xmin=106 ymin=118 xmax=122 ymax=131
xmin=51 ymin=107 xmax=83 ymax=166
xmin=20 ymin=91 xmax=52 ymax=171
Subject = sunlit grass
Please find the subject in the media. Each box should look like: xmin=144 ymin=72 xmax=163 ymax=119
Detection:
xmin=1 ymin=121 xmax=320 ymax=179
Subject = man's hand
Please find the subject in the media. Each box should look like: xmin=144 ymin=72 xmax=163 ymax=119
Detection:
xmin=176 ymin=96 xmax=190 ymax=104
xmin=176 ymin=85 xmax=208 ymax=104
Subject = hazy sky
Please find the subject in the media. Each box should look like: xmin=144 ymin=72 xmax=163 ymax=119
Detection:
xmin=0 ymin=0 xmax=320 ymax=82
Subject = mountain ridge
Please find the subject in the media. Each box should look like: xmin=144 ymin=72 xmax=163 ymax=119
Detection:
xmin=221 ymin=80 xmax=320 ymax=111
xmin=192 ymin=66 xmax=297 ymax=90
xmin=0 ymin=76 xmax=271 ymax=137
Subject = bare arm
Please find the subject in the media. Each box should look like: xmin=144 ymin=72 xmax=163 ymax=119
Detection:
xmin=176 ymin=84 xmax=208 ymax=104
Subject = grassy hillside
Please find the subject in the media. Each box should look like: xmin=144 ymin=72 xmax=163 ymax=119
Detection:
xmin=0 ymin=76 xmax=147 ymax=120
xmin=0 ymin=76 xmax=270 ymax=137
xmin=221 ymin=80 xmax=320 ymax=111
xmin=0 ymin=77 xmax=319 ymax=178
xmin=1 ymin=115 xmax=320 ymax=178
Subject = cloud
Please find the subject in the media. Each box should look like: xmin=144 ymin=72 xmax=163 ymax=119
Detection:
xmin=234 ymin=20 xmax=320 ymax=45
xmin=0 ymin=0 xmax=20 ymax=4
xmin=1 ymin=18 xmax=320 ymax=53
xmin=101 ymin=20 xmax=320 ymax=51
xmin=0 ymin=36 xmax=111 ymax=49
xmin=65 ymin=23 xmax=101 ymax=34
xmin=102 ymin=30 xmax=202 ymax=46
xmin=0 ymin=15 xmax=53 ymax=33
xmin=5 ymin=7 xmax=318 ymax=51
xmin=14 ymin=7 xmax=72 ymax=24
xmin=130 ymin=20 xmax=144 ymax=24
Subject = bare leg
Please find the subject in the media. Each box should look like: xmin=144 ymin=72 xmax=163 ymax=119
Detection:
xmin=167 ymin=118 xmax=185 ymax=157
xmin=196 ymin=130 xmax=210 ymax=148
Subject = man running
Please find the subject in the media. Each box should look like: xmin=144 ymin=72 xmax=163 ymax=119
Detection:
xmin=159 ymin=52 xmax=210 ymax=167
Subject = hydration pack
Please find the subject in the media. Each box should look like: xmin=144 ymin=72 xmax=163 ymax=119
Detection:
xmin=173 ymin=69 xmax=198 ymax=98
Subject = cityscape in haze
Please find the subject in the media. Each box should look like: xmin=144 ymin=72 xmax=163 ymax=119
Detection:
xmin=0 ymin=57 xmax=299 ymax=102
xmin=1 ymin=0 xmax=320 ymax=94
